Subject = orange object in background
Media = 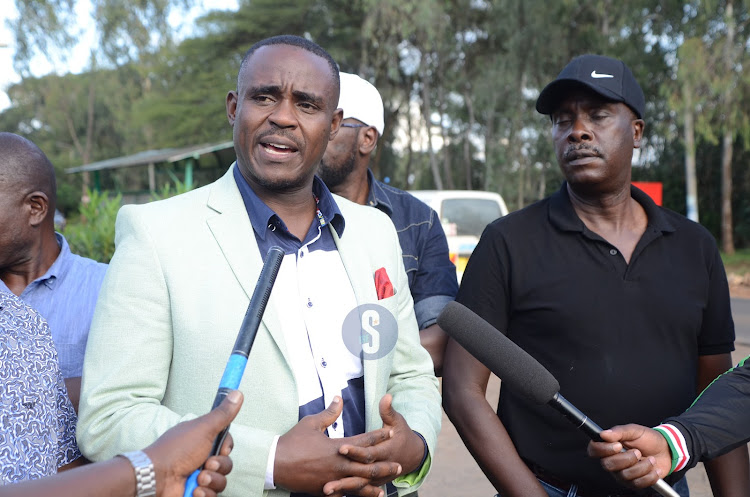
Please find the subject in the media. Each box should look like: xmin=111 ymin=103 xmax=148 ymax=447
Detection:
xmin=632 ymin=181 xmax=663 ymax=206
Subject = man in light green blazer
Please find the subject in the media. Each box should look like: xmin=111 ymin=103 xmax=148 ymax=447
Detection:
xmin=77 ymin=35 xmax=441 ymax=497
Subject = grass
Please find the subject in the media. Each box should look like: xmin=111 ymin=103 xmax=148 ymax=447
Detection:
xmin=722 ymin=249 xmax=750 ymax=276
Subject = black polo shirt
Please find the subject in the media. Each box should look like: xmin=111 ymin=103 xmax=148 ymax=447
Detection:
xmin=457 ymin=183 xmax=735 ymax=493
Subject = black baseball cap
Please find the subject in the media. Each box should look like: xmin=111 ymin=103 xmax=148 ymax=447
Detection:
xmin=536 ymin=54 xmax=645 ymax=119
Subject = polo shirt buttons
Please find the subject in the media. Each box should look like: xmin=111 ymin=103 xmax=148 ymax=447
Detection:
xmin=610 ymin=249 xmax=618 ymax=255
xmin=321 ymin=358 xmax=327 ymax=367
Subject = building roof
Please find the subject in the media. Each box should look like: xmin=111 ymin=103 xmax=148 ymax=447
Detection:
xmin=66 ymin=141 xmax=234 ymax=173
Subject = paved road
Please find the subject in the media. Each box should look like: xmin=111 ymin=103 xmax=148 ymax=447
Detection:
xmin=420 ymin=302 xmax=750 ymax=497
xmin=732 ymin=297 xmax=750 ymax=345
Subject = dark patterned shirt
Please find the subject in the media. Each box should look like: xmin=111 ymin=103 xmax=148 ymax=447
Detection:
xmin=0 ymin=291 xmax=81 ymax=483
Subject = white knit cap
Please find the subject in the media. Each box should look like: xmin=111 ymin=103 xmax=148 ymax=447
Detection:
xmin=337 ymin=72 xmax=385 ymax=136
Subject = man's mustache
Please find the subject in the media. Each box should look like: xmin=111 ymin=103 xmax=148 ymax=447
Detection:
xmin=563 ymin=145 xmax=603 ymax=161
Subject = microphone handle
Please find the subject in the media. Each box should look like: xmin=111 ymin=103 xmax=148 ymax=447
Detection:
xmin=548 ymin=393 xmax=680 ymax=497
xmin=184 ymin=247 xmax=284 ymax=497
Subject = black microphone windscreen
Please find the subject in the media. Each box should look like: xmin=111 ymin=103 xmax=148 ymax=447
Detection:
xmin=438 ymin=301 xmax=560 ymax=404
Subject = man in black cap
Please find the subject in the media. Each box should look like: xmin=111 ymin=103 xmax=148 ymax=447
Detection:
xmin=443 ymin=54 xmax=748 ymax=497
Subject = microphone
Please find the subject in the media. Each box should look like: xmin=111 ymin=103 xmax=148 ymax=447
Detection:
xmin=184 ymin=246 xmax=285 ymax=497
xmin=437 ymin=301 xmax=680 ymax=497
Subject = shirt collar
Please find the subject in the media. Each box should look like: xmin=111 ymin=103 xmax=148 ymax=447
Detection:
xmin=365 ymin=169 xmax=393 ymax=216
xmin=232 ymin=163 xmax=345 ymax=240
xmin=313 ymin=175 xmax=346 ymax=237
xmin=35 ymin=233 xmax=68 ymax=288
xmin=549 ymin=182 xmax=676 ymax=234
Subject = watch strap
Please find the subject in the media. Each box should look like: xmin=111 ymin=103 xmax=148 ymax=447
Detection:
xmin=119 ymin=450 xmax=157 ymax=497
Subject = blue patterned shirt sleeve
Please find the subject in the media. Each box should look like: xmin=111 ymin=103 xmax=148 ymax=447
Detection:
xmin=0 ymin=291 xmax=81 ymax=483
xmin=55 ymin=363 xmax=82 ymax=468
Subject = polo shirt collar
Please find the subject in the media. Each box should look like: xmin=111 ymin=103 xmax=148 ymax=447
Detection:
xmin=365 ymin=169 xmax=393 ymax=216
xmin=549 ymin=182 xmax=676 ymax=234
xmin=631 ymin=184 xmax=676 ymax=233
xmin=232 ymin=164 xmax=345 ymax=240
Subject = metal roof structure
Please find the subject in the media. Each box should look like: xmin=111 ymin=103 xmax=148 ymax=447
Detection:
xmin=66 ymin=141 xmax=234 ymax=173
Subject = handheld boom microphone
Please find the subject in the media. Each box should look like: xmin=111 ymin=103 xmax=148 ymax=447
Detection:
xmin=183 ymin=246 xmax=285 ymax=497
xmin=437 ymin=301 xmax=680 ymax=497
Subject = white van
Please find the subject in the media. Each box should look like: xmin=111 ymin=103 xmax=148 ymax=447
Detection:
xmin=409 ymin=190 xmax=509 ymax=281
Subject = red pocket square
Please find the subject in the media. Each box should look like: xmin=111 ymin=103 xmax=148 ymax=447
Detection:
xmin=374 ymin=267 xmax=395 ymax=300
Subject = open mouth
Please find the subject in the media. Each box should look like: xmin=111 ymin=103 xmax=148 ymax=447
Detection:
xmin=261 ymin=142 xmax=299 ymax=155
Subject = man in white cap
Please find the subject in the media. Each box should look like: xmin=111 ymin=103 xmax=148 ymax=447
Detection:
xmin=319 ymin=72 xmax=458 ymax=375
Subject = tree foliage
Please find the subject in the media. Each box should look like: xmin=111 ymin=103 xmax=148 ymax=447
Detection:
xmin=4 ymin=0 xmax=750 ymax=248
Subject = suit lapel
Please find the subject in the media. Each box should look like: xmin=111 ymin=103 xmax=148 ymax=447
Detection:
xmin=205 ymin=167 xmax=290 ymax=364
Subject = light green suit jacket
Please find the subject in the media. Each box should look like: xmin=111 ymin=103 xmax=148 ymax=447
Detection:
xmin=77 ymin=166 xmax=441 ymax=497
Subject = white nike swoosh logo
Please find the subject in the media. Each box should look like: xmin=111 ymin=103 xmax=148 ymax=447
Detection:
xmin=591 ymin=71 xmax=614 ymax=79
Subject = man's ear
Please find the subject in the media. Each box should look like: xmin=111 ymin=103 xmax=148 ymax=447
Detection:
xmin=632 ymin=119 xmax=645 ymax=149
xmin=359 ymin=127 xmax=379 ymax=155
xmin=26 ymin=191 xmax=49 ymax=227
xmin=226 ymin=91 xmax=238 ymax=126
xmin=329 ymin=108 xmax=344 ymax=141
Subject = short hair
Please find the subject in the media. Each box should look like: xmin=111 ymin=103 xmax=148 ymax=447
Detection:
xmin=0 ymin=132 xmax=57 ymax=208
xmin=237 ymin=35 xmax=340 ymax=98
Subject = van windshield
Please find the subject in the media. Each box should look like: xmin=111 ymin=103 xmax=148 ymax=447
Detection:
xmin=441 ymin=198 xmax=503 ymax=237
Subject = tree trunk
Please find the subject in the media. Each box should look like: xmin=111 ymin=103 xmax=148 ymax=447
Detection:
xmin=438 ymin=82 xmax=455 ymax=189
xmin=512 ymin=71 xmax=528 ymax=209
xmin=721 ymin=130 xmax=735 ymax=254
xmin=482 ymin=88 xmax=498 ymax=191
xmin=421 ymin=76 xmax=444 ymax=190
xmin=84 ymin=66 xmax=96 ymax=166
xmin=600 ymin=0 xmax=612 ymax=37
xmin=720 ymin=0 xmax=736 ymax=255
xmin=81 ymin=66 xmax=97 ymax=204
xmin=513 ymin=0 xmax=528 ymax=209
xmin=463 ymin=88 xmax=475 ymax=189
xmin=538 ymin=164 xmax=547 ymax=200
xmin=61 ymin=65 xmax=97 ymax=205
xmin=683 ymin=80 xmax=699 ymax=222
xmin=405 ymin=88 xmax=414 ymax=188
xmin=516 ymin=160 xmax=525 ymax=210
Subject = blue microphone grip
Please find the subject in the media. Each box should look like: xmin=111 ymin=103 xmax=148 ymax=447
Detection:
xmin=183 ymin=247 xmax=284 ymax=497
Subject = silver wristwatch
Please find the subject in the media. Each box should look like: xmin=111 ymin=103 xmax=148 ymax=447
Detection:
xmin=119 ymin=450 xmax=157 ymax=497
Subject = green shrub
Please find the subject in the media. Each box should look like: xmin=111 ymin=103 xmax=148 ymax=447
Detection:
xmin=63 ymin=189 xmax=122 ymax=263
xmin=64 ymin=180 xmax=195 ymax=263
xmin=150 ymin=175 xmax=195 ymax=201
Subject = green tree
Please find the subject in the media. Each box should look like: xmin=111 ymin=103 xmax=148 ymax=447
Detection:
xmin=10 ymin=0 xmax=196 ymax=197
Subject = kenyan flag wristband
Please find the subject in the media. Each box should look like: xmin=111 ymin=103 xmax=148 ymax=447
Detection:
xmin=654 ymin=424 xmax=690 ymax=475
